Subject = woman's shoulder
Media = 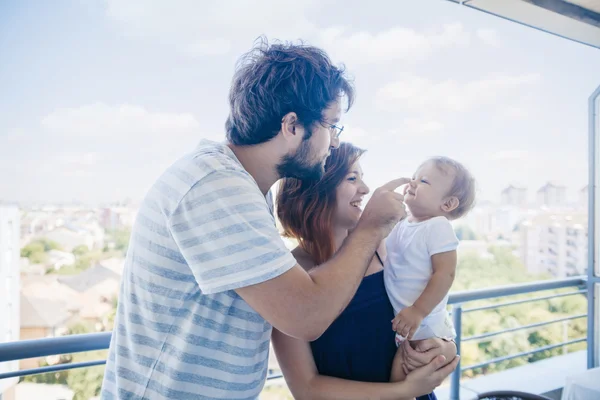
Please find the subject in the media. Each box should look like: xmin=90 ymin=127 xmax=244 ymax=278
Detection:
xmin=291 ymin=246 xmax=316 ymax=271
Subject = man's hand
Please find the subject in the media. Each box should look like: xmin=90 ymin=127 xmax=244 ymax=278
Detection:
xmin=357 ymin=178 xmax=410 ymax=239
xmin=392 ymin=306 xmax=424 ymax=340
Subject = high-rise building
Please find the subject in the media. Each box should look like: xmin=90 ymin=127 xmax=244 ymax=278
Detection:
xmin=0 ymin=204 xmax=20 ymax=400
xmin=579 ymin=185 xmax=589 ymax=210
xmin=519 ymin=211 xmax=587 ymax=278
xmin=501 ymin=184 xmax=528 ymax=207
xmin=536 ymin=182 xmax=567 ymax=208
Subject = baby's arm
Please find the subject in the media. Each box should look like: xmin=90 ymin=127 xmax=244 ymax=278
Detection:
xmin=412 ymin=250 xmax=456 ymax=319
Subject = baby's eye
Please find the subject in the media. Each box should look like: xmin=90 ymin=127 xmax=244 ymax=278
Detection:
xmin=421 ymin=179 xmax=429 ymax=184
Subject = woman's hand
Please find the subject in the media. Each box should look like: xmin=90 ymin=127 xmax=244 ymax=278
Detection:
xmin=404 ymin=354 xmax=460 ymax=397
xmin=400 ymin=338 xmax=457 ymax=374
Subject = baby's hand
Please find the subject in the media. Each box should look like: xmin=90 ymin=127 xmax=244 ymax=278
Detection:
xmin=392 ymin=306 xmax=424 ymax=340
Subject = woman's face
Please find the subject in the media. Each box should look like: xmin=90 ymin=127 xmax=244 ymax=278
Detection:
xmin=333 ymin=160 xmax=370 ymax=230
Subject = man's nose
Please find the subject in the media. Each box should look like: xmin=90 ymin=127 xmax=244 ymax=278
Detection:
xmin=330 ymin=135 xmax=340 ymax=149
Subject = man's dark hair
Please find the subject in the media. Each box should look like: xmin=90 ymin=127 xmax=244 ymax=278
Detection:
xmin=225 ymin=37 xmax=354 ymax=146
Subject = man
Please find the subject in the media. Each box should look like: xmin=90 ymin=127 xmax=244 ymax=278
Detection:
xmin=101 ymin=39 xmax=410 ymax=399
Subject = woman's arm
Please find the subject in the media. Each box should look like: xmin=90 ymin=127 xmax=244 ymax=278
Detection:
xmin=400 ymin=338 xmax=458 ymax=373
xmin=271 ymin=328 xmax=457 ymax=400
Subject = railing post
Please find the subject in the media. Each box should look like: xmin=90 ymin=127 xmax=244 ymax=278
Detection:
xmin=450 ymin=304 xmax=462 ymax=400
xmin=588 ymin=83 xmax=600 ymax=369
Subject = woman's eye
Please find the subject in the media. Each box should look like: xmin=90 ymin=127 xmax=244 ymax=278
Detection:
xmin=348 ymin=176 xmax=357 ymax=182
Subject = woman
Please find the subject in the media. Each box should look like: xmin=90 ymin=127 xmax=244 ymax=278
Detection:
xmin=273 ymin=142 xmax=458 ymax=400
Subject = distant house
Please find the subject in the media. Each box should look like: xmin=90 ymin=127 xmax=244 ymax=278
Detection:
xmin=19 ymin=257 xmax=46 ymax=276
xmin=57 ymin=263 xmax=121 ymax=322
xmin=20 ymin=295 xmax=74 ymax=370
xmin=42 ymin=226 xmax=92 ymax=252
xmin=97 ymin=257 xmax=124 ymax=276
xmin=46 ymin=249 xmax=76 ymax=270
xmin=41 ymin=222 xmax=104 ymax=252
xmin=15 ymin=383 xmax=74 ymax=400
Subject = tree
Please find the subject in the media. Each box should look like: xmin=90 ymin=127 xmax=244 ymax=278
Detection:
xmin=453 ymin=247 xmax=587 ymax=379
xmin=67 ymin=351 xmax=106 ymax=400
xmin=21 ymin=238 xmax=62 ymax=264
xmin=113 ymin=228 xmax=131 ymax=253
xmin=21 ymin=241 xmax=45 ymax=258
xmin=21 ymin=241 xmax=47 ymax=264
xmin=39 ymin=238 xmax=62 ymax=252
xmin=455 ymin=225 xmax=479 ymax=240
xmin=72 ymin=245 xmax=89 ymax=257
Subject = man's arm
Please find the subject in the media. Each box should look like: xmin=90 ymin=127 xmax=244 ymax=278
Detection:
xmin=236 ymin=178 xmax=410 ymax=341
xmin=237 ymin=225 xmax=382 ymax=341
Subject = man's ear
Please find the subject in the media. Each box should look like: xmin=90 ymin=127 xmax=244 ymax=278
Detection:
xmin=281 ymin=112 xmax=299 ymax=140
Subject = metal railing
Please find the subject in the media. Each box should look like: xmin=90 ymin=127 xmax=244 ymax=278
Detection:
xmin=448 ymin=276 xmax=588 ymax=400
xmin=0 ymin=276 xmax=589 ymax=399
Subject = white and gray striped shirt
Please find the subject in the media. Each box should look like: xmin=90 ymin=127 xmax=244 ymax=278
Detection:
xmin=101 ymin=139 xmax=296 ymax=399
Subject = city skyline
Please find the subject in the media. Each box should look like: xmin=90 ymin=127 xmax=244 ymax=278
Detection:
xmin=1 ymin=1 xmax=599 ymax=205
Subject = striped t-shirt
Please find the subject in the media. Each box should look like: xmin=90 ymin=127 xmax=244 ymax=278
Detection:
xmin=100 ymin=140 xmax=297 ymax=399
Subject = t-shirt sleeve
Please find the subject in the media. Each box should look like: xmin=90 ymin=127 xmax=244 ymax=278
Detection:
xmin=426 ymin=217 xmax=459 ymax=256
xmin=168 ymin=169 xmax=297 ymax=294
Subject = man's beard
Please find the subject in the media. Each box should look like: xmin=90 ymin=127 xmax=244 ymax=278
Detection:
xmin=276 ymin=136 xmax=325 ymax=182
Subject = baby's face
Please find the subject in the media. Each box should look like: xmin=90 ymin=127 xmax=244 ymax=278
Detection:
xmin=404 ymin=161 xmax=455 ymax=218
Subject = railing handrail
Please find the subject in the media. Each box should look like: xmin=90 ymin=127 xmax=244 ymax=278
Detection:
xmin=0 ymin=275 xmax=588 ymax=380
xmin=448 ymin=276 xmax=586 ymax=304
xmin=0 ymin=331 xmax=111 ymax=363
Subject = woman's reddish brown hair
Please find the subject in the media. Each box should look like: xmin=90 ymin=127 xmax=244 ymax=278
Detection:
xmin=277 ymin=142 xmax=365 ymax=265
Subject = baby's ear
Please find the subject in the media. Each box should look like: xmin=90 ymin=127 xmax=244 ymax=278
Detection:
xmin=442 ymin=196 xmax=459 ymax=213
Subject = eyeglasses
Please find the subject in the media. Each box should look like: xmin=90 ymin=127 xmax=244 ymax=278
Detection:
xmin=327 ymin=123 xmax=344 ymax=138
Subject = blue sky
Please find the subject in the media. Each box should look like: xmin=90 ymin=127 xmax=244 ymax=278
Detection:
xmin=1 ymin=0 xmax=599 ymax=205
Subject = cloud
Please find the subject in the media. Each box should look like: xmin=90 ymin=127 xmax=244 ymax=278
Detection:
xmin=320 ymin=23 xmax=470 ymax=65
xmin=103 ymin=1 xmax=480 ymax=63
xmin=489 ymin=150 xmax=530 ymax=161
xmin=3 ymin=129 xmax=27 ymax=144
xmin=476 ymin=28 xmax=502 ymax=47
xmin=37 ymin=102 xmax=226 ymax=185
xmin=498 ymin=105 xmax=530 ymax=119
xmin=401 ymin=119 xmax=444 ymax=135
xmin=41 ymin=103 xmax=205 ymax=142
xmin=383 ymin=118 xmax=445 ymax=146
xmin=376 ymin=73 xmax=542 ymax=114
xmin=1 ymin=102 xmax=225 ymax=203
xmin=103 ymin=0 xmax=321 ymax=56
xmin=55 ymin=152 xmax=101 ymax=167
xmin=340 ymin=125 xmax=378 ymax=148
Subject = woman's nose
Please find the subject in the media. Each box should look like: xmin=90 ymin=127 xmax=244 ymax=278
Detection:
xmin=360 ymin=183 xmax=370 ymax=194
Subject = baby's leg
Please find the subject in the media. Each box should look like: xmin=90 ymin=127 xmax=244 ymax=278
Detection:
xmin=390 ymin=334 xmax=408 ymax=382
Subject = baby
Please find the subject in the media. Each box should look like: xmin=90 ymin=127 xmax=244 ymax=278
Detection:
xmin=384 ymin=156 xmax=476 ymax=382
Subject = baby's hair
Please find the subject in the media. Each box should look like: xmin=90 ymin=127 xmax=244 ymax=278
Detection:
xmin=423 ymin=156 xmax=476 ymax=219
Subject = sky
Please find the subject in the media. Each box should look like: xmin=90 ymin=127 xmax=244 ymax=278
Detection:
xmin=1 ymin=0 xmax=600 ymax=206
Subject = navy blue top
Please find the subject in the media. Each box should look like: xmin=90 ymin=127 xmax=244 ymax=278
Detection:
xmin=310 ymin=269 xmax=437 ymax=400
